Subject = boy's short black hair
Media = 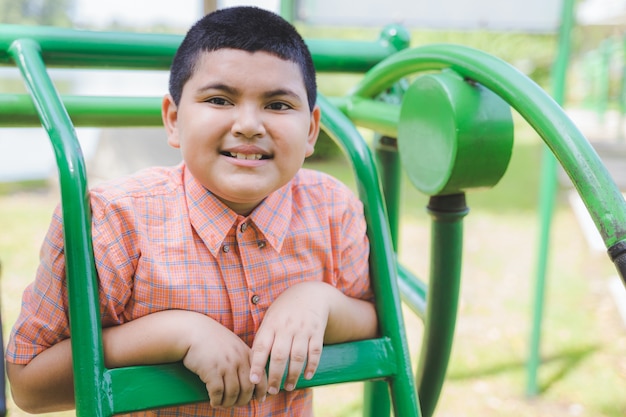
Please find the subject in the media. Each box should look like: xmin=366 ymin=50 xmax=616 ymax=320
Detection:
xmin=169 ymin=6 xmax=317 ymax=111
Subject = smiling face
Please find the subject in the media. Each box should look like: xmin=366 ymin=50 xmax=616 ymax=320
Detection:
xmin=163 ymin=49 xmax=320 ymax=215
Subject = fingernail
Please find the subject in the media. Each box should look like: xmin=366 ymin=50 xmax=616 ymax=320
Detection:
xmin=305 ymin=371 xmax=314 ymax=380
xmin=250 ymin=373 xmax=260 ymax=384
xmin=285 ymin=383 xmax=294 ymax=391
xmin=268 ymin=386 xmax=279 ymax=395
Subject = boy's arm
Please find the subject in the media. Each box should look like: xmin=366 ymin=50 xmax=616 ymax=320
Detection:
xmin=6 ymin=339 xmax=75 ymax=413
xmin=323 ymin=287 xmax=378 ymax=344
xmin=249 ymin=281 xmax=377 ymax=396
xmin=8 ymin=310 xmax=267 ymax=413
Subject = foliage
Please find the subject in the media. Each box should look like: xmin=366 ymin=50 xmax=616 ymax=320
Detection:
xmin=0 ymin=0 xmax=75 ymax=27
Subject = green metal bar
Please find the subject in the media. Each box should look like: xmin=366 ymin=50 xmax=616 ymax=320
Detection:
xmin=527 ymin=0 xmax=575 ymax=397
xmin=375 ymin=137 xmax=402 ymax=247
xmin=318 ymin=94 xmax=421 ymax=417
xmin=397 ymin=263 xmax=427 ymax=320
xmin=597 ymin=39 xmax=612 ymax=119
xmin=0 ymin=94 xmax=162 ymax=127
xmin=370 ymin=133 xmax=403 ymax=416
xmin=279 ymin=0 xmax=296 ymax=22
xmin=106 ymin=339 xmax=398 ymax=414
xmin=416 ymin=194 xmax=468 ymax=417
xmin=619 ymin=38 xmax=626 ymax=141
xmin=7 ymin=39 xmax=109 ymax=416
xmin=329 ymin=96 xmax=399 ymax=137
xmin=0 ymin=25 xmax=180 ymax=69
xmin=0 ymin=24 xmax=408 ymax=73
xmin=349 ymin=44 xmax=626 ymax=252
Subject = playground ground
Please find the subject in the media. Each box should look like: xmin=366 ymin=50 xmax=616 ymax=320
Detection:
xmin=1 ymin=128 xmax=625 ymax=416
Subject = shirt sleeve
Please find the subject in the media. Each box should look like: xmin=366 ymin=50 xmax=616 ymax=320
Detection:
xmin=6 ymin=205 xmax=70 ymax=364
xmin=6 ymin=192 xmax=136 ymax=365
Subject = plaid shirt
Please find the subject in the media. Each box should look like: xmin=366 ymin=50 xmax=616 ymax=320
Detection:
xmin=7 ymin=163 xmax=371 ymax=417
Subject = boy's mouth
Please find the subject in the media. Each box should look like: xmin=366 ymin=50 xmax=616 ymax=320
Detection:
xmin=222 ymin=151 xmax=271 ymax=160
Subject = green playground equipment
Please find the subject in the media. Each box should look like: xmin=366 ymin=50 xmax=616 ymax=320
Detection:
xmin=2 ymin=15 xmax=626 ymax=417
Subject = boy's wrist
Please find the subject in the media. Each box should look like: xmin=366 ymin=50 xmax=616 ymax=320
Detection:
xmin=102 ymin=310 xmax=203 ymax=368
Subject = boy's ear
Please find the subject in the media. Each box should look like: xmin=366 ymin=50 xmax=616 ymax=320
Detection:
xmin=305 ymin=105 xmax=321 ymax=158
xmin=162 ymin=94 xmax=181 ymax=149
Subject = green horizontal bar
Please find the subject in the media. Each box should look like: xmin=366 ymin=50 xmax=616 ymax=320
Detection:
xmin=0 ymin=94 xmax=163 ymax=127
xmin=108 ymin=338 xmax=397 ymax=414
xmin=329 ymin=96 xmax=400 ymax=137
xmin=0 ymin=24 xmax=408 ymax=73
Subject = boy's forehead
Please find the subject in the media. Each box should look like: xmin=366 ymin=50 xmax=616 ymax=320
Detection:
xmin=187 ymin=49 xmax=306 ymax=87
xmin=195 ymin=48 xmax=289 ymax=66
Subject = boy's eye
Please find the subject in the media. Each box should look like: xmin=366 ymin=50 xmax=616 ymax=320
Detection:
xmin=206 ymin=97 xmax=231 ymax=106
xmin=266 ymin=102 xmax=291 ymax=111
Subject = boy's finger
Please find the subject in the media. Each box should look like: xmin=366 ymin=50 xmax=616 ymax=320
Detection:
xmin=252 ymin=371 xmax=268 ymax=403
xmin=267 ymin=337 xmax=291 ymax=394
xmin=249 ymin=334 xmax=273 ymax=384
xmin=283 ymin=336 xmax=308 ymax=391
xmin=205 ymin=377 xmax=224 ymax=408
xmin=235 ymin=366 xmax=256 ymax=406
xmin=219 ymin=372 xmax=241 ymax=408
xmin=303 ymin=336 xmax=323 ymax=380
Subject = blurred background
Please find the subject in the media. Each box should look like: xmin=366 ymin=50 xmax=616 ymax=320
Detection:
xmin=1 ymin=1 xmax=626 ymax=416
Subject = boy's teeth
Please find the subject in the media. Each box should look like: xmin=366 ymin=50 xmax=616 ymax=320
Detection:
xmin=229 ymin=152 xmax=262 ymax=160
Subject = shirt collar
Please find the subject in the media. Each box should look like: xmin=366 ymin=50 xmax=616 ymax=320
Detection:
xmin=184 ymin=166 xmax=237 ymax=256
xmin=184 ymin=165 xmax=293 ymax=255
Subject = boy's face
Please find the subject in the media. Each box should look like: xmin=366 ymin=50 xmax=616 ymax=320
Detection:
xmin=163 ymin=49 xmax=320 ymax=215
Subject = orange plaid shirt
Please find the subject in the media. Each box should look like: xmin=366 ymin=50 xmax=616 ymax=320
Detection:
xmin=7 ymin=163 xmax=372 ymax=417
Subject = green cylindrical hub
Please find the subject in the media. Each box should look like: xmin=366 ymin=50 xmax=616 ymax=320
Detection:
xmin=397 ymin=70 xmax=514 ymax=196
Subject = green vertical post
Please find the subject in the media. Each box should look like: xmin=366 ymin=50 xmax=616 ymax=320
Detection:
xmin=597 ymin=39 xmax=612 ymax=120
xmin=416 ymin=194 xmax=468 ymax=417
xmin=618 ymin=37 xmax=626 ymax=141
xmin=375 ymin=136 xmax=402 ymax=248
xmin=279 ymin=0 xmax=296 ymax=22
xmin=362 ymin=136 xmax=400 ymax=417
xmin=361 ymin=32 xmax=410 ymax=417
xmin=8 ymin=39 xmax=108 ymax=416
xmin=527 ymin=0 xmax=575 ymax=397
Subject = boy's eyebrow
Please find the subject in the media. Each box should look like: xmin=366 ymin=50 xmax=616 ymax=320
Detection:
xmin=196 ymin=83 xmax=238 ymax=95
xmin=263 ymin=88 xmax=304 ymax=103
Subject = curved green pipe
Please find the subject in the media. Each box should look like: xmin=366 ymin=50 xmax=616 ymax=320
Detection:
xmin=348 ymin=44 xmax=626 ymax=249
xmin=318 ymin=94 xmax=421 ymax=416
xmin=7 ymin=39 xmax=109 ymax=415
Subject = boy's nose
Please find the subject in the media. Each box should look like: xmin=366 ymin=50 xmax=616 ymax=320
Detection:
xmin=231 ymin=105 xmax=266 ymax=139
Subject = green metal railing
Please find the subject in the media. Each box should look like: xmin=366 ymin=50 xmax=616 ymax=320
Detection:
xmin=1 ymin=24 xmax=425 ymax=417
xmin=2 ymin=20 xmax=626 ymax=417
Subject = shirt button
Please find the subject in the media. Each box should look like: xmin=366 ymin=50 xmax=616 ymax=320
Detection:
xmin=257 ymin=240 xmax=266 ymax=249
xmin=222 ymin=244 xmax=230 ymax=253
xmin=240 ymin=223 xmax=248 ymax=233
xmin=251 ymin=294 xmax=260 ymax=305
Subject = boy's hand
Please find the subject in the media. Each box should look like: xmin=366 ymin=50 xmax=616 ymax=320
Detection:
xmin=249 ymin=282 xmax=333 ymax=395
xmin=182 ymin=314 xmax=268 ymax=407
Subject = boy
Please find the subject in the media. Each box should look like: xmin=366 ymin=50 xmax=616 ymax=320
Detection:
xmin=5 ymin=6 xmax=378 ymax=417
